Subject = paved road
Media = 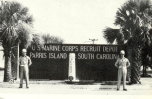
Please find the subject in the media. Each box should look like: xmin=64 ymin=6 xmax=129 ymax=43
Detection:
xmin=0 ymin=70 xmax=152 ymax=99
xmin=0 ymin=78 xmax=152 ymax=95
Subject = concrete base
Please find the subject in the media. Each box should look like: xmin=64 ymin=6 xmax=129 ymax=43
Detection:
xmin=65 ymin=80 xmax=79 ymax=83
xmin=65 ymin=80 xmax=95 ymax=84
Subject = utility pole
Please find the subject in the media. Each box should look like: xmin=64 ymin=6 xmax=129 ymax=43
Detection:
xmin=89 ymin=38 xmax=98 ymax=44
xmin=17 ymin=42 xmax=19 ymax=80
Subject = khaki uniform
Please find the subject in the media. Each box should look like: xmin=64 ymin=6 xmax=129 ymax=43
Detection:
xmin=19 ymin=55 xmax=32 ymax=88
xmin=115 ymin=57 xmax=130 ymax=90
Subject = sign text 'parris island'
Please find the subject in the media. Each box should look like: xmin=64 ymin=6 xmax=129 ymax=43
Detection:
xmin=29 ymin=44 xmax=119 ymax=60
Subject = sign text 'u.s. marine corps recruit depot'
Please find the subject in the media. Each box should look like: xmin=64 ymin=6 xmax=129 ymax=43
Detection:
xmin=29 ymin=44 xmax=118 ymax=60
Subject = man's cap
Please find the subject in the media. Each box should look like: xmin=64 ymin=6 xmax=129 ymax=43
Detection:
xmin=22 ymin=49 xmax=27 ymax=53
xmin=120 ymin=50 xmax=125 ymax=55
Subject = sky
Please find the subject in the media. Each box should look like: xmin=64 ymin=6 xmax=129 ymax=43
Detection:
xmin=7 ymin=0 xmax=127 ymax=44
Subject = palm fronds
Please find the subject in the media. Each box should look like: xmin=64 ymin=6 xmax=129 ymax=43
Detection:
xmin=42 ymin=33 xmax=64 ymax=44
xmin=0 ymin=1 xmax=33 ymax=47
xmin=17 ymin=22 xmax=33 ymax=48
xmin=103 ymin=27 xmax=131 ymax=45
xmin=103 ymin=27 xmax=119 ymax=44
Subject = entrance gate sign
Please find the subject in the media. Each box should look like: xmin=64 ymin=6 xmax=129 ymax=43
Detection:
xmin=28 ymin=44 xmax=121 ymax=81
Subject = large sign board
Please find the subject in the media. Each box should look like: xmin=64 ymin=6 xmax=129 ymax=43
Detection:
xmin=28 ymin=44 xmax=122 ymax=81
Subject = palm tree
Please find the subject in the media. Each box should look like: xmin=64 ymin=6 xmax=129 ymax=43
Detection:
xmin=42 ymin=33 xmax=64 ymax=44
xmin=104 ymin=0 xmax=152 ymax=84
xmin=141 ymin=28 xmax=152 ymax=77
xmin=0 ymin=1 xmax=33 ymax=82
xmin=31 ymin=34 xmax=42 ymax=46
xmin=103 ymin=27 xmax=128 ymax=45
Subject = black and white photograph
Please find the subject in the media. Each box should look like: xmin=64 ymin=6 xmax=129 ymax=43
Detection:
xmin=0 ymin=0 xmax=152 ymax=99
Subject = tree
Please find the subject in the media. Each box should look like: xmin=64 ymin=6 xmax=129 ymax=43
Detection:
xmin=0 ymin=1 xmax=33 ymax=82
xmin=103 ymin=27 xmax=127 ymax=45
xmin=103 ymin=0 xmax=152 ymax=84
xmin=141 ymin=29 xmax=152 ymax=77
xmin=31 ymin=34 xmax=43 ymax=46
xmin=41 ymin=33 xmax=64 ymax=44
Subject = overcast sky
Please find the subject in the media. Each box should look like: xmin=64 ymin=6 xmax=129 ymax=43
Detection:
xmin=8 ymin=0 xmax=127 ymax=44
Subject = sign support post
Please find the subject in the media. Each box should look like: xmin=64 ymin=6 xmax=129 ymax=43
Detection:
xmin=68 ymin=53 xmax=78 ymax=82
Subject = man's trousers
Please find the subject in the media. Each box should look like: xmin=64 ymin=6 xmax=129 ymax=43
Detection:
xmin=20 ymin=66 xmax=29 ymax=87
xmin=117 ymin=67 xmax=127 ymax=89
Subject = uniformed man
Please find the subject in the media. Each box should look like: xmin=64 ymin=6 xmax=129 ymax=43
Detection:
xmin=19 ymin=49 xmax=32 ymax=88
xmin=115 ymin=50 xmax=130 ymax=91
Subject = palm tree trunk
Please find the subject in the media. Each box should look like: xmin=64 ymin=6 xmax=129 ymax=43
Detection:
xmin=3 ymin=50 xmax=12 ymax=82
xmin=142 ymin=65 xmax=146 ymax=76
xmin=145 ymin=66 xmax=147 ymax=76
xmin=130 ymin=47 xmax=142 ymax=84
xmin=126 ymin=48 xmax=132 ymax=83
